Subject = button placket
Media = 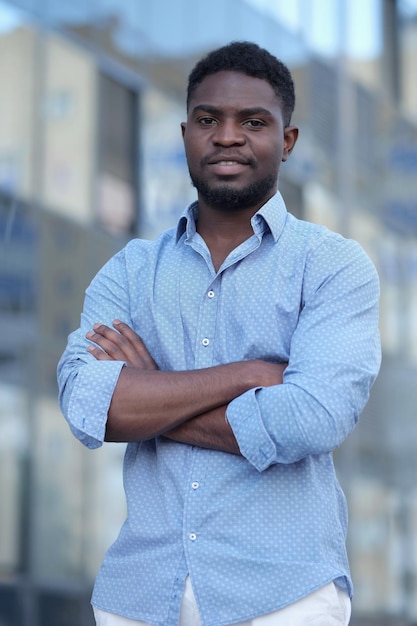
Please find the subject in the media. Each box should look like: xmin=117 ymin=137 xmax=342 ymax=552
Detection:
xmin=194 ymin=279 xmax=219 ymax=369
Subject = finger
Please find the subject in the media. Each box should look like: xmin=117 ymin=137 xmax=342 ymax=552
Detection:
xmin=86 ymin=323 xmax=157 ymax=369
xmin=113 ymin=320 xmax=158 ymax=369
xmin=86 ymin=325 xmax=131 ymax=362
xmin=87 ymin=344 xmax=113 ymax=361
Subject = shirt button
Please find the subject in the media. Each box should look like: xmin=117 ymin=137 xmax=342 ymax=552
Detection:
xmin=202 ymin=338 xmax=210 ymax=346
xmin=207 ymin=290 xmax=215 ymax=298
xmin=192 ymin=481 xmax=199 ymax=489
xmin=189 ymin=533 xmax=197 ymax=541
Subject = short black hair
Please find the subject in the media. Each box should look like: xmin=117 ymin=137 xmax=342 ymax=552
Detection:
xmin=187 ymin=41 xmax=295 ymax=127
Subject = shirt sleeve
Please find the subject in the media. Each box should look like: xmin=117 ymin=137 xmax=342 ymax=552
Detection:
xmin=57 ymin=247 xmax=131 ymax=449
xmin=226 ymin=236 xmax=381 ymax=472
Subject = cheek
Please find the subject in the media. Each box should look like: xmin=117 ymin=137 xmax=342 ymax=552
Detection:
xmin=269 ymin=143 xmax=283 ymax=166
xmin=257 ymin=147 xmax=281 ymax=171
xmin=184 ymin=137 xmax=203 ymax=166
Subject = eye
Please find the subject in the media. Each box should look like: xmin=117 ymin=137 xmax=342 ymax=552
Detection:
xmin=244 ymin=119 xmax=265 ymax=129
xmin=198 ymin=117 xmax=217 ymax=126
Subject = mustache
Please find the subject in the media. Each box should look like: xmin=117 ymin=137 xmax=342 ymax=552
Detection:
xmin=200 ymin=150 xmax=256 ymax=167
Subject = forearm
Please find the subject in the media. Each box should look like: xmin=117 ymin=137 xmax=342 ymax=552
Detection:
xmin=105 ymin=360 xmax=272 ymax=442
xmin=162 ymin=405 xmax=241 ymax=455
xmin=86 ymin=321 xmax=287 ymax=444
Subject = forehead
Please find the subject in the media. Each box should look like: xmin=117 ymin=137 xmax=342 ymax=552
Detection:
xmin=189 ymin=70 xmax=282 ymax=113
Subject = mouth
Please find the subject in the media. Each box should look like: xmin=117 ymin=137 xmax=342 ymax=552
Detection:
xmin=207 ymin=161 xmax=249 ymax=176
xmin=213 ymin=160 xmax=244 ymax=166
xmin=204 ymin=153 xmax=253 ymax=177
xmin=206 ymin=154 xmax=251 ymax=166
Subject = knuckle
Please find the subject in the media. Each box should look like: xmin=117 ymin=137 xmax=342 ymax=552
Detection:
xmin=118 ymin=338 xmax=128 ymax=349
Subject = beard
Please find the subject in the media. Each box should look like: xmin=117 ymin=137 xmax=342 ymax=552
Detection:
xmin=189 ymin=172 xmax=277 ymax=212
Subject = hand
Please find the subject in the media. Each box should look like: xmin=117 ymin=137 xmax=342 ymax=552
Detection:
xmin=251 ymin=360 xmax=288 ymax=387
xmin=86 ymin=320 xmax=157 ymax=370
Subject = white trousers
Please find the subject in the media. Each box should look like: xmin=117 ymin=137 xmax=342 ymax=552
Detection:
xmin=93 ymin=576 xmax=351 ymax=626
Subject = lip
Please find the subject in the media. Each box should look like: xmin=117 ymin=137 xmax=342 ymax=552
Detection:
xmin=206 ymin=154 xmax=250 ymax=166
xmin=205 ymin=153 xmax=252 ymax=176
xmin=208 ymin=161 xmax=248 ymax=176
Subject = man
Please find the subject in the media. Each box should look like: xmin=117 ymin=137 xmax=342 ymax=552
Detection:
xmin=58 ymin=41 xmax=381 ymax=626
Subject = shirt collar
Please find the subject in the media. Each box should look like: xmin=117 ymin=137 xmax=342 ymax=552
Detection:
xmin=176 ymin=201 xmax=199 ymax=243
xmin=175 ymin=191 xmax=288 ymax=244
xmin=252 ymin=191 xmax=288 ymax=242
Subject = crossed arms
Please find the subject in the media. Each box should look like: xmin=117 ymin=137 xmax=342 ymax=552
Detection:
xmin=57 ymin=234 xmax=381 ymax=467
xmin=86 ymin=320 xmax=287 ymax=454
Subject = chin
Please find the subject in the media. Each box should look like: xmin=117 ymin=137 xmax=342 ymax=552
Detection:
xmin=192 ymin=176 xmax=277 ymax=212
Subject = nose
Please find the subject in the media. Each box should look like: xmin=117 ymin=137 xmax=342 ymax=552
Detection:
xmin=212 ymin=120 xmax=245 ymax=146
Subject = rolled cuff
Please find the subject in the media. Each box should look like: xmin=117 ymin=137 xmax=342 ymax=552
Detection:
xmin=66 ymin=360 xmax=125 ymax=449
xmin=226 ymin=387 xmax=276 ymax=472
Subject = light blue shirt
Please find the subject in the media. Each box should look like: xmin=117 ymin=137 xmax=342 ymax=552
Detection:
xmin=57 ymin=192 xmax=381 ymax=626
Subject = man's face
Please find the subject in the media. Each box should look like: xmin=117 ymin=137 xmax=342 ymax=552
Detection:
xmin=181 ymin=70 xmax=297 ymax=212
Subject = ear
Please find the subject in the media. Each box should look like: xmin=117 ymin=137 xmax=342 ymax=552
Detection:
xmin=282 ymin=125 xmax=299 ymax=162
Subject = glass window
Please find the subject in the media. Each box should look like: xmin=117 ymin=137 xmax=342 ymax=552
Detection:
xmin=96 ymin=73 xmax=138 ymax=236
xmin=398 ymin=1 xmax=417 ymax=121
xmin=0 ymin=3 xmax=38 ymax=200
xmin=42 ymin=34 xmax=96 ymax=222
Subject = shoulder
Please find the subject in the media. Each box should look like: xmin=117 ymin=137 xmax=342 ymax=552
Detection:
xmin=283 ymin=215 xmax=379 ymax=301
xmin=287 ymin=214 xmax=375 ymax=270
xmin=107 ymin=227 xmax=177 ymax=267
xmin=88 ymin=227 xmax=177 ymax=289
xmin=124 ymin=227 xmax=177 ymax=255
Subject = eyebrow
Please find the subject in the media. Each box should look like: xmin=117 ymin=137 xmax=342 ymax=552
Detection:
xmin=191 ymin=104 xmax=274 ymax=117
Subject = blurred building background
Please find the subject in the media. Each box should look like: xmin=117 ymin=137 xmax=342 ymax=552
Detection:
xmin=0 ymin=0 xmax=417 ymax=624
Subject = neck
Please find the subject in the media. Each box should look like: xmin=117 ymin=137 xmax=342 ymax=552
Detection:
xmin=197 ymin=204 xmax=253 ymax=241
xmin=196 ymin=201 xmax=265 ymax=272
